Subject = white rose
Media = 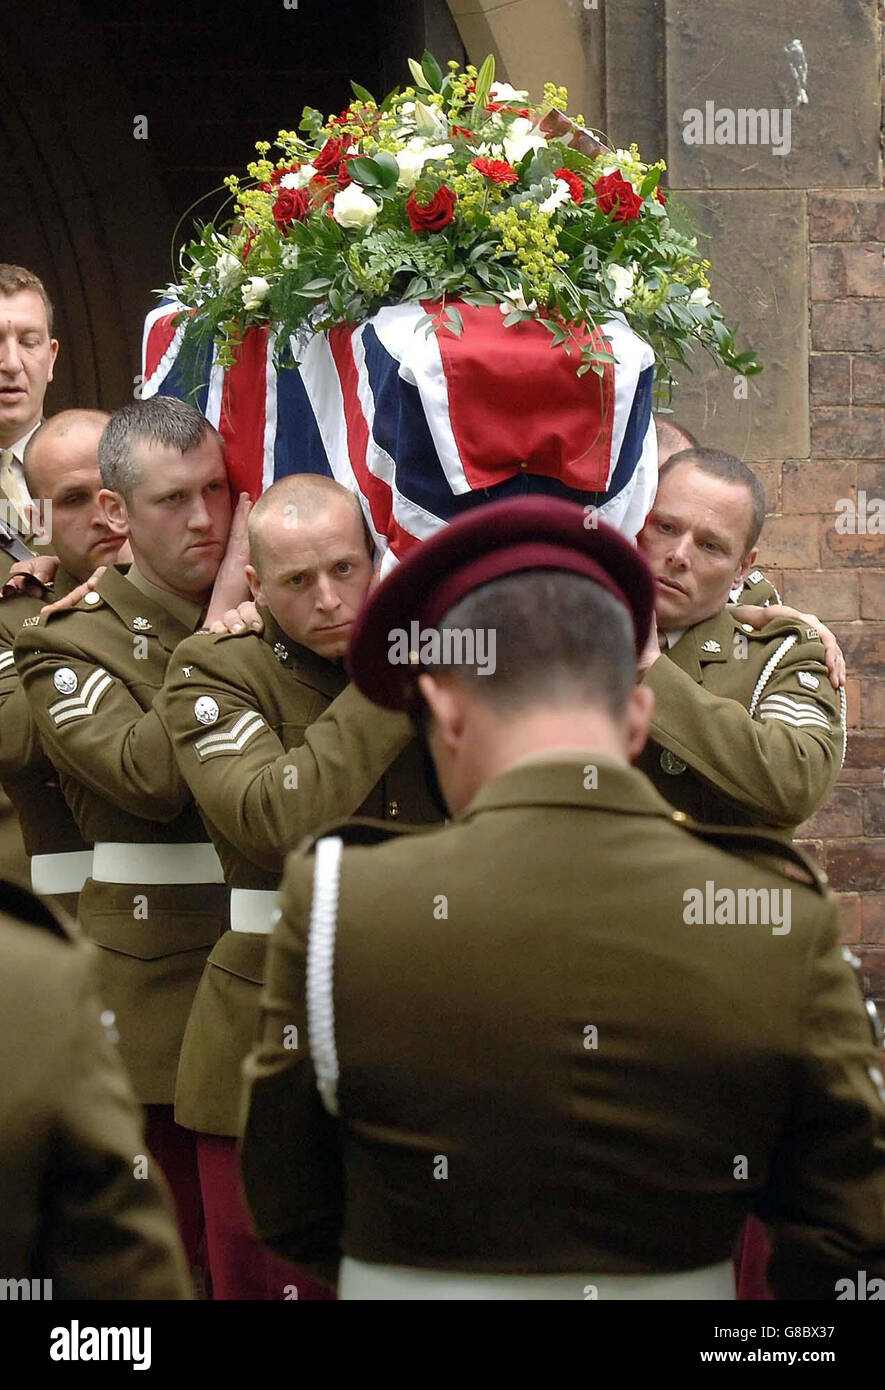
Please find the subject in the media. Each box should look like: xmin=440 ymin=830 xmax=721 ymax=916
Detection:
xmin=490 ymin=82 xmax=529 ymax=102
xmin=503 ymin=117 xmax=547 ymax=166
xmin=538 ymin=177 xmax=572 ymax=215
xmin=396 ymin=140 xmax=453 ymax=189
xmin=280 ymin=164 xmax=317 ymax=190
xmin=689 ymin=286 xmax=711 ymax=306
xmin=241 ymin=276 xmax=270 ymax=312
xmin=217 ymin=251 xmax=244 ymax=294
xmin=604 ymin=261 xmax=638 ymax=308
xmin=332 ymin=183 xmax=380 ymax=230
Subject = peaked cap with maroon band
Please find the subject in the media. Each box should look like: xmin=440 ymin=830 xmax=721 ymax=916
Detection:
xmin=347 ymin=497 xmax=655 ymax=712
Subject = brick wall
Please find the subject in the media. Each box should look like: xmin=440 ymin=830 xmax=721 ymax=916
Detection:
xmin=754 ymin=185 xmax=884 ymax=1003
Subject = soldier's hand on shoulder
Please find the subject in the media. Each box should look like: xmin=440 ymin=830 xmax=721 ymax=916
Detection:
xmin=732 ymin=603 xmax=845 ymax=690
xmin=39 ymin=566 xmax=107 ymax=618
xmin=2 ymin=554 xmax=59 ymax=600
xmin=207 ymin=599 xmax=263 ymax=636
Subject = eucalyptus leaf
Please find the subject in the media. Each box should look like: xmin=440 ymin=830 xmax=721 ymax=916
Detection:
xmin=350 ymin=81 xmax=376 ymax=105
xmin=347 ymin=157 xmax=383 ymax=187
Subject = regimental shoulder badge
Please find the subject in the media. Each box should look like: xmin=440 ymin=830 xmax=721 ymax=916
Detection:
xmin=194 ymin=696 xmax=220 ymax=726
xmin=797 ymin=670 xmax=821 ymax=691
xmin=53 ymin=667 xmax=78 ymax=695
xmin=22 ymin=615 xmax=40 ymax=627
xmin=748 ymin=569 xmax=764 ymax=584
xmin=700 ymin=639 xmax=721 ymax=653
xmin=805 ymin=627 xmax=820 ymax=641
xmin=132 ymin=617 xmax=152 ymax=632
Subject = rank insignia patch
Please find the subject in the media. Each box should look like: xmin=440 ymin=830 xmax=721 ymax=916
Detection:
xmin=797 ymin=671 xmax=820 ymax=691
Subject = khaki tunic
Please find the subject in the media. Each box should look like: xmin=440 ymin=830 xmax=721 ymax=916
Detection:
xmin=0 ymin=879 xmax=192 ymax=1299
xmin=0 ymin=569 xmax=91 ymax=917
xmin=639 ymin=608 xmax=845 ymax=833
xmin=14 ymin=566 xmax=227 ymax=1103
xmin=242 ymin=757 xmax=885 ymax=1298
xmin=155 ymin=605 xmax=441 ymax=1135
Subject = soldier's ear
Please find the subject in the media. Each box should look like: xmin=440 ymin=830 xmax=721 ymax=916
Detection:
xmin=417 ymin=673 xmax=465 ymax=752
xmin=734 ymin=545 xmax=758 ymax=590
xmin=626 ymin=681 xmax=655 ymax=762
xmin=245 ymin=563 xmax=263 ymax=605
xmin=98 ymin=487 xmax=127 ymax=532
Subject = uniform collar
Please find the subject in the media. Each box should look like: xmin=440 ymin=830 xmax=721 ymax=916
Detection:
xmin=85 ymin=564 xmax=199 ymax=648
xmin=459 ymin=754 xmax=683 ymax=824
xmin=125 ymin=562 xmax=205 ymax=632
xmin=663 ymin=606 xmax=738 ymax=680
xmin=8 ymin=421 xmax=41 ymax=466
xmin=258 ymin=604 xmax=347 ymax=699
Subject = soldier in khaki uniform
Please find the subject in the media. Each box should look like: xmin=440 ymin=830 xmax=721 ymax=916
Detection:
xmin=636 ymin=449 xmax=845 ymax=835
xmin=241 ymin=497 xmax=885 ymax=1300
xmin=14 ymin=397 xmax=248 ymax=1283
xmin=156 ymin=474 xmax=440 ymax=1298
xmin=0 ymin=412 xmax=132 ymax=916
xmin=0 ymin=878 xmax=191 ymax=1299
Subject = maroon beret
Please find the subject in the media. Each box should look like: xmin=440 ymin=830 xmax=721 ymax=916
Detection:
xmin=347 ymin=497 xmax=655 ymax=711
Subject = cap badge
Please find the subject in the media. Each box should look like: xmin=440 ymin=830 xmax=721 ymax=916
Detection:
xmin=273 ymin=643 xmax=289 ymax=663
xmin=194 ymin=696 xmax=220 ymax=726
xmin=797 ymin=671 xmax=820 ymax=691
xmin=181 ymin=666 xmax=193 ymax=678
xmin=53 ymin=667 xmax=78 ymax=695
xmin=700 ymin=639 xmax=721 ymax=653
xmin=132 ymin=616 xmax=152 ymax=632
xmin=660 ymin=749 xmax=687 ymax=775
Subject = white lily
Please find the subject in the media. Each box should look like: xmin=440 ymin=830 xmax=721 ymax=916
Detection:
xmin=604 ymin=261 xmax=638 ymax=308
xmin=413 ymin=100 xmax=447 ymax=138
xmin=217 ymin=251 xmax=244 ymax=293
xmin=499 ymin=286 xmax=538 ymax=314
xmin=490 ymin=81 xmax=529 ymax=102
xmin=503 ymin=117 xmax=547 ymax=166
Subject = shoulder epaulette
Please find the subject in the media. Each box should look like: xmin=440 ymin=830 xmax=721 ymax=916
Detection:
xmin=679 ymin=819 xmax=829 ymax=894
xmin=0 ymin=878 xmax=79 ymax=940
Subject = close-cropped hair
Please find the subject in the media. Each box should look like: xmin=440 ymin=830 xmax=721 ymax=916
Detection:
xmin=98 ymin=398 xmax=225 ymax=499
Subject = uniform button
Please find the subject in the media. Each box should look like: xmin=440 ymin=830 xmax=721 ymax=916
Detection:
xmin=84 ymin=591 xmax=101 ymax=606
xmin=387 ymin=800 xmax=400 ymax=818
xmin=672 ymin=811 xmax=688 ymax=823
xmin=742 ymin=623 xmax=753 ymax=632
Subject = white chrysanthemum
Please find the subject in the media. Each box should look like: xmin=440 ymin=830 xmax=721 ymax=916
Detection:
xmin=538 ymin=177 xmax=572 ymax=214
xmin=604 ymin=261 xmax=638 ymax=308
xmin=241 ymin=276 xmax=270 ymax=312
xmin=332 ymin=183 xmax=380 ymax=229
xmin=280 ymin=164 xmax=317 ymax=190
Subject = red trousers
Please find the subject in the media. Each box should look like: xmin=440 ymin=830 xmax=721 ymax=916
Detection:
xmin=196 ymin=1133 xmax=336 ymax=1301
xmin=144 ymin=1104 xmax=205 ymax=1273
xmin=733 ymin=1214 xmax=774 ymax=1300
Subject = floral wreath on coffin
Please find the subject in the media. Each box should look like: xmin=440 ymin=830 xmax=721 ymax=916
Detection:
xmin=166 ymin=52 xmax=760 ymax=400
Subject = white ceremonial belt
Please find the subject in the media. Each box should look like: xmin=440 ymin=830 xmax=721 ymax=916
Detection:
xmin=338 ymin=1257 xmax=736 ymax=1301
xmin=30 ymin=849 xmax=93 ymax=895
xmin=229 ymin=888 xmax=279 ymax=935
xmin=92 ymin=841 xmax=225 ymax=885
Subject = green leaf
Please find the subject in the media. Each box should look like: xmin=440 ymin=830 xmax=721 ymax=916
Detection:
xmin=473 ymin=53 xmax=496 ymax=109
xmin=347 ymin=157 xmax=383 ymax=187
xmin=350 ymin=81 xmax=376 ymax=105
xmin=640 ymin=168 xmax=661 ymax=197
xmin=373 ymin=151 xmax=400 ymax=188
xmin=421 ymin=50 xmax=445 ymax=93
xmin=408 ymin=58 xmax=432 ymax=90
xmin=444 ymin=305 xmax=464 ymax=336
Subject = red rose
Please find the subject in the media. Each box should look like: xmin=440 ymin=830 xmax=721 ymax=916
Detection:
xmin=309 ymin=174 xmax=335 ymax=207
xmin=593 ymin=170 xmax=643 ymax=223
xmin=337 ymin=157 xmax=356 ymax=189
xmin=406 ymin=185 xmax=457 ymax=233
xmin=273 ymin=187 xmax=310 ymax=229
xmin=554 ymin=168 xmax=585 ymax=204
xmin=655 ymin=186 xmax=667 ymax=206
xmin=471 ymin=156 xmax=519 ymax=185
xmin=314 ymin=137 xmax=346 ymax=175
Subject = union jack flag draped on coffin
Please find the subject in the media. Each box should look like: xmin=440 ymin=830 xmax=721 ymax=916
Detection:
xmin=142 ymin=299 xmax=657 ymax=574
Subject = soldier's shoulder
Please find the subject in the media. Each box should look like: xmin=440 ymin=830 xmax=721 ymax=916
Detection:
xmin=293 ymin=816 xmax=445 ymax=860
xmin=174 ymin=626 xmax=266 ymax=667
xmin=0 ymin=590 xmax=42 ymax=642
xmin=677 ymin=816 xmax=830 ymax=895
xmin=737 ymin=568 xmax=781 ymax=607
